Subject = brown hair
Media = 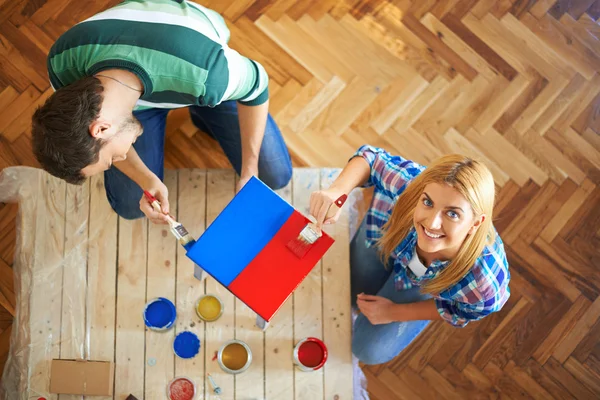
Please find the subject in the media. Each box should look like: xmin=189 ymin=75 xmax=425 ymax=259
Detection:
xmin=32 ymin=76 xmax=104 ymax=185
xmin=377 ymin=154 xmax=496 ymax=295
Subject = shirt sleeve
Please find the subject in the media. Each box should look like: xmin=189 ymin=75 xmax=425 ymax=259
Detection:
xmin=435 ymin=277 xmax=510 ymax=328
xmin=351 ymin=145 xmax=425 ymax=198
xmin=219 ymin=46 xmax=269 ymax=106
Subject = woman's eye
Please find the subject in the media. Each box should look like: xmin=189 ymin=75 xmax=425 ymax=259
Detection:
xmin=446 ymin=210 xmax=459 ymax=219
xmin=422 ymin=198 xmax=433 ymax=207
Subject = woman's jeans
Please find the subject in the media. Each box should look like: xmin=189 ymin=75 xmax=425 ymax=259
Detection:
xmin=351 ymin=217 xmax=431 ymax=365
xmin=104 ymin=102 xmax=293 ymax=219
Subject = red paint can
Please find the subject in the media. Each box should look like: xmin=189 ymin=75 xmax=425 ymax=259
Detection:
xmin=293 ymin=337 xmax=328 ymax=372
xmin=167 ymin=376 xmax=196 ymax=400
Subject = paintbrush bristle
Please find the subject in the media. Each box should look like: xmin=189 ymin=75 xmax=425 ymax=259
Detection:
xmin=286 ymin=224 xmax=322 ymax=258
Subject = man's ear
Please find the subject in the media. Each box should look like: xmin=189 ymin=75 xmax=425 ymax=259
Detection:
xmin=89 ymin=119 xmax=111 ymax=139
xmin=468 ymin=214 xmax=485 ymax=235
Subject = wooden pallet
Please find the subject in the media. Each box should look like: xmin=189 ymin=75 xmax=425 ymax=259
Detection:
xmin=2 ymin=167 xmax=352 ymax=400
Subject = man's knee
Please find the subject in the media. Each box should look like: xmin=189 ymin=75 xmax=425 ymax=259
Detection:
xmin=260 ymin=166 xmax=292 ymax=190
xmin=107 ymin=195 xmax=145 ymax=220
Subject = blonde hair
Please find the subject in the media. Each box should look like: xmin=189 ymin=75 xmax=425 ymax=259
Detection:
xmin=377 ymin=154 xmax=496 ymax=295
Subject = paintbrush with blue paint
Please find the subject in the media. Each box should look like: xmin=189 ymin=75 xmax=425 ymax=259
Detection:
xmin=144 ymin=190 xmax=196 ymax=250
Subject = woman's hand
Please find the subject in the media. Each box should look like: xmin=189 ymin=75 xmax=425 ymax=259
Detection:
xmin=139 ymin=176 xmax=170 ymax=225
xmin=356 ymin=293 xmax=397 ymax=325
xmin=309 ymin=187 xmax=346 ymax=229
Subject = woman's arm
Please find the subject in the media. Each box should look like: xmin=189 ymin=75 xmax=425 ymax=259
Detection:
xmin=309 ymin=156 xmax=370 ymax=228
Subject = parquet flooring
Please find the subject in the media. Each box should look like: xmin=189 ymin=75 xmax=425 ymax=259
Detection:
xmin=0 ymin=0 xmax=599 ymax=398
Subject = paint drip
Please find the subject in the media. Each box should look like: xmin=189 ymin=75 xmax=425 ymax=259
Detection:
xmin=196 ymin=295 xmax=222 ymax=321
xmin=168 ymin=377 xmax=195 ymax=400
xmin=221 ymin=342 xmax=248 ymax=371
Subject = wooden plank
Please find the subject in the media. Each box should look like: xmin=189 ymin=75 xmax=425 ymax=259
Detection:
xmin=59 ymin=181 xmax=90 ymax=400
xmin=204 ymin=170 xmax=236 ymax=397
xmin=265 ymin=181 xmax=294 ymax=400
xmin=402 ymin=13 xmax=478 ymax=81
xmin=441 ymin=13 xmax=519 ymax=81
xmin=553 ymin=295 xmax=600 ymax=363
xmin=540 ymin=178 xmax=596 ymax=242
xmin=320 ymin=169 xmax=352 ymax=400
xmin=521 ymin=13 xmax=600 ymax=80
xmin=175 ymin=169 xmax=207 ymax=395
xmin=292 ymin=169 xmax=324 ymax=400
xmin=532 ymin=295 xmax=592 ymax=365
xmin=145 ymin=170 xmax=177 ymax=399
xmin=85 ymin=174 xmax=118 ymax=400
xmin=29 ymin=173 xmax=66 ymax=398
xmin=114 ymin=212 xmax=148 ymax=397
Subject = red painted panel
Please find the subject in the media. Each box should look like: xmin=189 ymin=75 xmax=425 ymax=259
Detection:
xmin=228 ymin=210 xmax=334 ymax=321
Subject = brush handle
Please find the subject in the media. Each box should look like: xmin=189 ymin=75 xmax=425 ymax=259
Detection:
xmin=325 ymin=194 xmax=348 ymax=219
xmin=144 ymin=190 xmax=176 ymax=223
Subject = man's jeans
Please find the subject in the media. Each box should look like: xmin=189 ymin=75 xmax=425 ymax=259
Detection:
xmin=351 ymin=217 xmax=431 ymax=365
xmin=104 ymin=101 xmax=293 ymax=219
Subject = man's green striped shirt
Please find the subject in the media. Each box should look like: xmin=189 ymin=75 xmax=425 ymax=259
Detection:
xmin=47 ymin=0 xmax=270 ymax=110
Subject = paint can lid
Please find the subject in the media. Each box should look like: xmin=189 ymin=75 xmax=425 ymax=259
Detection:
xmin=143 ymin=297 xmax=177 ymax=331
xmin=173 ymin=331 xmax=201 ymax=359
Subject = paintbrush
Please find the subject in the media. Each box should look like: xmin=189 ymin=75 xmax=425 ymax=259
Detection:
xmin=143 ymin=190 xmax=195 ymax=250
xmin=286 ymin=193 xmax=347 ymax=258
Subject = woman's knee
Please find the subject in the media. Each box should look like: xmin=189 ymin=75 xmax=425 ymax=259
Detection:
xmin=352 ymin=330 xmax=398 ymax=365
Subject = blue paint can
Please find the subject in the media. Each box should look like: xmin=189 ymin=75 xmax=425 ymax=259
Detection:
xmin=173 ymin=331 xmax=201 ymax=359
xmin=143 ymin=297 xmax=177 ymax=331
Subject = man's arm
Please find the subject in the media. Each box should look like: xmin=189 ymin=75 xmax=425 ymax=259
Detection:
xmin=236 ymin=100 xmax=269 ymax=189
xmin=113 ymin=146 xmax=169 ymax=223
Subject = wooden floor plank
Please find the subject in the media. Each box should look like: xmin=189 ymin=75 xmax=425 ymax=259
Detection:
xmin=114 ymin=212 xmax=148 ymax=398
xmin=174 ymin=169 xmax=207 ymax=395
xmin=144 ymin=170 xmax=177 ymax=399
xmin=204 ymin=170 xmax=236 ymax=397
xmin=292 ymin=169 xmax=324 ymax=400
xmin=86 ymin=174 xmax=118 ymax=400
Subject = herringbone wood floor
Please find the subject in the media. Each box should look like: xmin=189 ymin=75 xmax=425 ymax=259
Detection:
xmin=1 ymin=0 xmax=600 ymax=398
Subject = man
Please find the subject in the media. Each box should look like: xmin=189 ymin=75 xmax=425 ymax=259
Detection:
xmin=32 ymin=0 xmax=292 ymax=224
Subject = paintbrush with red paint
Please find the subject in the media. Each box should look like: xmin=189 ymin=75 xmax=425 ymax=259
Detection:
xmin=286 ymin=194 xmax=347 ymax=259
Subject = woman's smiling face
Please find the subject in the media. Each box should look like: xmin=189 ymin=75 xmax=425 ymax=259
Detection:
xmin=413 ymin=182 xmax=483 ymax=262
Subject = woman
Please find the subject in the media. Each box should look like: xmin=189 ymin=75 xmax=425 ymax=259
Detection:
xmin=310 ymin=145 xmax=510 ymax=365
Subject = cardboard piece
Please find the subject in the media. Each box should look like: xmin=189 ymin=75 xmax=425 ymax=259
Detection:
xmin=49 ymin=359 xmax=114 ymax=395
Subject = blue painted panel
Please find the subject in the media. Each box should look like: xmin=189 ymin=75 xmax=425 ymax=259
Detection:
xmin=185 ymin=176 xmax=294 ymax=286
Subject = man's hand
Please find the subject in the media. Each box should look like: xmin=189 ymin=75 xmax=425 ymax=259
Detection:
xmin=139 ymin=176 xmax=170 ymax=224
xmin=356 ymin=293 xmax=397 ymax=325
xmin=236 ymin=171 xmax=256 ymax=193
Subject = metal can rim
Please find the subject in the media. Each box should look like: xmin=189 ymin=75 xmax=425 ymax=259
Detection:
xmin=217 ymin=339 xmax=253 ymax=374
xmin=195 ymin=294 xmax=224 ymax=322
xmin=166 ymin=376 xmax=196 ymax=400
xmin=143 ymin=297 xmax=177 ymax=331
xmin=293 ymin=337 xmax=328 ymax=371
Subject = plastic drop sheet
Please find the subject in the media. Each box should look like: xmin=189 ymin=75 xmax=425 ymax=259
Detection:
xmin=0 ymin=166 xmax=108 ymax=399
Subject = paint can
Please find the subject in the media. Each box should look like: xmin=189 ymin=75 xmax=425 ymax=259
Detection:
xmin=173 ymin=331 xmax=201 ymax=359
xmin=143 ymin=297 xmax=177 ymax=331
xmin=195 ymin=294 xmax=224 ymax=322
xmin=167 ymin=376 xmax=196 ymax=400
xmin=293 ymin=337 xmax=328 ymax=372
xmin=217 ymin=339 xmax=252 ymax=374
